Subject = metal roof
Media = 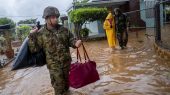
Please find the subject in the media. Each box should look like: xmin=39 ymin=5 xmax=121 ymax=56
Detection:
xmin=67 ymin=0 xmax=129 ymax=12
xmin=77 ymin=0 xmax=129 ymax=7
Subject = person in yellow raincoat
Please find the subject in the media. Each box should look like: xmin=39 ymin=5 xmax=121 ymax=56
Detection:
xmin=103 ymin=12 xmax=116 ymax=52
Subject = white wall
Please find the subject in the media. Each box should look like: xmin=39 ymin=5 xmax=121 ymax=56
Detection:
xmin=82 ymin=21 xmax=99 ymax=35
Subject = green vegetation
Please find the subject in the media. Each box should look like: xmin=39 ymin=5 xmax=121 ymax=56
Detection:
xmin=0 ymin=17 xmax=16 ymax=28
xmin=70 ymin=7 xmax=107 ymax=24
xmin=16 ymin=25 xmax=31 ymax=42
xmin=17 ymin=18 xmax=37 ymax=25
xmin=166 ymin=9 xmax=170 ymax=14
xmin=0 ymin=17 xmax=16 ymax=40
xmin=80 ymin=28 xmax=91 ymax=38
xmin=0 ymin=18 xmax=16 ymax=51
xmin=69 ymin=7 xmax=108 ymax=38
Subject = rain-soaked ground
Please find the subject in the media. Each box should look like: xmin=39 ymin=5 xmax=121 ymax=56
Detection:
xmin=0 ymin=29 xmax=170 ymax=95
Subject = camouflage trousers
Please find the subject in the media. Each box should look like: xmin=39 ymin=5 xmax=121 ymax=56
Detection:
xmin=48 ymin=61 xmax=71 ymax=95
xmin=117 ymin=30 xmax=128 ymax=48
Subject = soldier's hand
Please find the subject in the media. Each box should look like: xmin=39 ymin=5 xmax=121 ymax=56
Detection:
xmin=75 ymin=40 xmax=82 ymax=48
xmin=30 ymin=27 xmax=38 ymax=34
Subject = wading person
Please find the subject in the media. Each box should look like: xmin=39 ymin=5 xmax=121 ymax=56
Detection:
xmin=28 ymin=6 xmax=82 ymax=95
xmin=103 ymin=12 xmax=116 ymax=52
xmin=114 ymin=8 xmax=128 ymax=49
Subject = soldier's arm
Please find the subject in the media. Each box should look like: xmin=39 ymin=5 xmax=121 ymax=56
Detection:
xmin=125 ymin=14 xmax=129 ymax=28
xmin=28 ymin=29 xmax=43 ymax=53
xmin=126 ymin=16 xmax=130 ymax=31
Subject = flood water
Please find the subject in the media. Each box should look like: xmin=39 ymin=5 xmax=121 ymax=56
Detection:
xmin=0 ymin=30 xmax=170 ymax=95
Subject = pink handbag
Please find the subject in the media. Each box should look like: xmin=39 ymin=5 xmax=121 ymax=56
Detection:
xmin=69 ymin=44 xmax=100 ymax=89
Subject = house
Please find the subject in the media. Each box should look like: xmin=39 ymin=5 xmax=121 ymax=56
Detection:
xmin=140 ymin=0 xmax=157 ymax=27
xmin=139 ymin=0 xmax=166 ymax=27
xmin=66 ymin=0 xmax=145 ymax=35
xmin=60 ymin=14 xmax=68 ymax=28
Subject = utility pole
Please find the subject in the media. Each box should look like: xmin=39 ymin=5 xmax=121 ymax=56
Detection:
xmin=72 ymin=0 xmax=80 ymax=38
xmin=73 ymin=0 xmax=77 ymax=10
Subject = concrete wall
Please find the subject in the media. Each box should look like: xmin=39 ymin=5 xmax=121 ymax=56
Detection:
xmin=82 ymin=21 xmax=105 ymax=36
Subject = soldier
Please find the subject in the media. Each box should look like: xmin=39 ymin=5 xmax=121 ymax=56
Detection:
xmin=114 ymin=8 xmax=129 ymax=49
xmin=28 ymin=6 xmax=82 ymax=95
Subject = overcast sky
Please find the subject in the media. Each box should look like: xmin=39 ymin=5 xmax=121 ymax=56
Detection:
xmin=0 ymin=0 xmax=73 ymax=23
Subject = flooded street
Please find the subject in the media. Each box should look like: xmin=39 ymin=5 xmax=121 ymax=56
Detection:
xmin=0 ymin=31 xmax=170 ymax=95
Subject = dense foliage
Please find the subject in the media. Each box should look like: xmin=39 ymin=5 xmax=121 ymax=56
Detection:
xmin=70 ymin=7 xmax=108 ymax=24
xmin=69 ymin=7 xmax=108 ymax=38
xmin=17 ymin=18 xmax=37 ymax=25
xmin=0 ymin=17 xmax=16 ymax=28
xmin=16 ymin=25 xmax=31 ymax=42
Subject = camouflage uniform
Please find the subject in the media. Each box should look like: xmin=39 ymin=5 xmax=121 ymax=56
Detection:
xmin=28 ymin=24 xmax=76 ymax=95
xmin=115 ymin=10 xmax=128 ymax=49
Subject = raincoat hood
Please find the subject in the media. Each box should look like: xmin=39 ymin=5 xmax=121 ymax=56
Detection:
xmin=106 ymin=13 xmax=113 ymax=20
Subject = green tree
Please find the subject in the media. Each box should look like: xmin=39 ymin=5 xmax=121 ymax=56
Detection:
xmin=166 ymin=10 xmax=170 ymax=14
xmin=0 ymin=17 xmax=16 ymax=40
xmin=0 ymin=17 xmax=16 ymax=28
xmin=17 ymin=18 xmax=37 ymax=42
xmin=16 ymin=25 xmax=31 ymax=42
xmin=69 ymin=7 xmax=108 ymax=38
xmin=17 ymin=18 xmax=37 ymax=25
xmin=0 ymin=18 xmax=16 ymax=53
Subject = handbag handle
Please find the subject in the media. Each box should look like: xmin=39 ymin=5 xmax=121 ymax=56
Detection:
xmin=82 ymin=43 xmax=90 ymax=61
xmin=76 ymin=48 xmax=82 ymax=62
xmin=76 ymin=43 xmax=90 ymax=62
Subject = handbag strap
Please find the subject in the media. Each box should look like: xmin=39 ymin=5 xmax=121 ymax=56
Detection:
xmin=82 ymin=43 xmax=90 ymax=61
xmin=76 ymin=43 xmax=90 ymax=62
xmin=77 ymin=48 xmax=82 ymax=62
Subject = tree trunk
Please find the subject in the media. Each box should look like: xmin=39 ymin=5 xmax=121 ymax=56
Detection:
xmin=4 ymin=30 xmax=14 ymax=59
xmin=4 ymin=30 xmax=12 ymax=50
xmin=74 ymin=23 xmax=82 ymax=39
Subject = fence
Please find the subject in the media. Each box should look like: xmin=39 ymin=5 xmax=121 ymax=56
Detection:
xmin=124 ymin=0 xmax=170 ymax=50
xmin=124 ymin=6 xmax=156 ymax=41
xmin=155 ymin=1 xmax=170 ymax=49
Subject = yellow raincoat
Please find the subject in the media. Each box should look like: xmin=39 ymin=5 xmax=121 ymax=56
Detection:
xmin=103 ymin=13 xmax=116 ymax=48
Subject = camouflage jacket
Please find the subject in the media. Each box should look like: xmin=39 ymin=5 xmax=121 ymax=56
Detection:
xmin=28 ymin=24 xmax=76 ymax=69
xmin=115 ymin=14 xmax=128 ymax=33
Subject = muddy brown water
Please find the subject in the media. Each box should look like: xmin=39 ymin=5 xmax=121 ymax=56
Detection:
xmin=0 ymin=31 xmax=170 ymax=95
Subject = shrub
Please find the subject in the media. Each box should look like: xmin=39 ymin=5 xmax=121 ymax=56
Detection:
xmin=80 ymin=28 xmax=90 ymax=38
